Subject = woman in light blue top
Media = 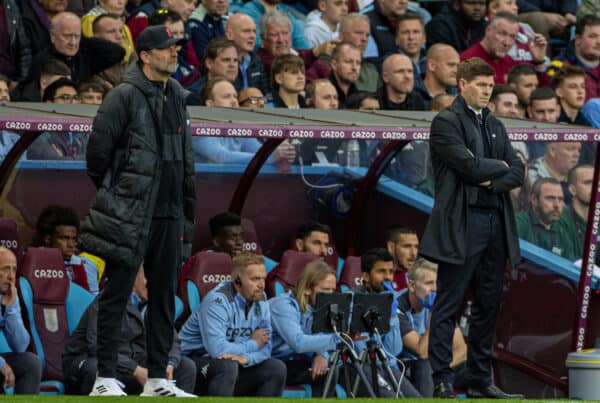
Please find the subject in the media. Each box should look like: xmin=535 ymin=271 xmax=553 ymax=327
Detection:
xmin=269 ymin=260 xmax=340 ymax=397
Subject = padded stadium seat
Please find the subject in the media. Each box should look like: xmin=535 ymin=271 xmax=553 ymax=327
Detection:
xmin=241 ymin=218 xmax=263 ymax=255
xmin=266 ymin=250 xmax=318 ymax=298
xmin=180 ymin=251 xmax=232 ymax=314
xmin=17 ymin=247 xmax=94 ymax=395
xmin=338 ymin=256 xmax=362 ymax=292
xmin=0 ymin=218 xmax=21 ymax=259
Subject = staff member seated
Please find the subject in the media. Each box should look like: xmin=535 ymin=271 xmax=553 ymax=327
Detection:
xmin=269 ymin=260 xmax=340 ymax=396
xmin=179 ymin=253 xmax=286 ymax=396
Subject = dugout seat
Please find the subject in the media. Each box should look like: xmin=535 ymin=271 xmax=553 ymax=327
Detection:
xmin=17 ymin=247 xmax=94 ymax=395
xmin=180 ymin=251 xmax=232 ymax=315
xmin=241 ymin=218 xmax=277 ymax=273
xmin=0 ymin=218 xmax=21 ymax=259
xmin=265 ymin=250 xmax=318 ymax=298
xmin=337 ymin=256 xmax=362 ymax=292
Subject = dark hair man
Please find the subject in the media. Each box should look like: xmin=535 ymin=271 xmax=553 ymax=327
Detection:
xmin=271 ymin=54 xmax=306 ymax=108
xmin=385 ymin=226 xmax=418 ymax=291
xmin=36 ymin=205 xmax=99 ymax=294
xmin=329 ymin=43 xmax=361 ymax=108
xmin=507 ymin=64 xmax=538 ymax=114
xmin=79 ymin=25 xmax=196 ymax=397
xmin=420 ymin=57 xmax=524 ymax=399
xmin=551 ymin=65 xmax=591 ymax=126
xmin=352 ymin=247 xmax=421 ymax=398
xmin=488 ymin=84 xmax=520 ymax=117
xmin=179 ymin=252 xmax=286 ymax=396
xmin=0 ymin=247 xmax=42 ymax=395
xmin=295 ymin=221 xmax=331 ymax=259
xmin=564 ymin=164 xmax=594 ymax=255
xmin=527 ymin=86 xmax=560 ymax=123
xmin=516 ymin=177 xmax=579 ymax=261
xmin=209 ymin=212 xmax=244 ymax=257
xmin=425 ymin=0 xmax=486 ymax=53
xmin=345 ymin=90 xmax=380 ymax=109
xmin=305 ymin=79 xmax=339 ymax=109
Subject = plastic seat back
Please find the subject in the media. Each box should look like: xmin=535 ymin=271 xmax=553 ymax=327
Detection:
xmin=265 ymin=250 xmax=317 ymax=298
xmin=0 ymin=218 xmax=21 ymax=258
xmin=338 ymin=256 xmax=363 ymax=292
xmin=181 ymin=251 xmax=232 ymax=313
xmin=241 ymin=218 xmax=263 ymax=255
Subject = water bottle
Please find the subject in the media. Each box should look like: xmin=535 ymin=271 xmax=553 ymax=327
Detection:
xmin=459 ymin=300 xmax=472 ymax=337
xmin=346 ymin=140 xmax=360 ymax=167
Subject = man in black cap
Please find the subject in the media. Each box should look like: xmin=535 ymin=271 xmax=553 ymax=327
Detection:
xmin=79 ymin=25 xmax=197 ymax=397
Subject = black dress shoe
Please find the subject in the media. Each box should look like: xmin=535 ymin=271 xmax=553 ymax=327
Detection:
xmin=467 ymin=384 xmax=525 ymax=399
xmin=433 ymin=382 xmax=456 ymax=398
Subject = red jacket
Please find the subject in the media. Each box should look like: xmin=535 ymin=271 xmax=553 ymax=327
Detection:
xmin=461 ymin=41 xmax=549 ymax=86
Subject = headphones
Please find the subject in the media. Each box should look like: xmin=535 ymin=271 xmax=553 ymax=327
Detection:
xmin=234 ymin=277 xmax=242 ymax=286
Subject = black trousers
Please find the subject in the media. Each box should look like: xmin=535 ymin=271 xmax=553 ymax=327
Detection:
xmin=429 ymin=209 xmax=507 ymax=388
xmin=188 ymin=352 xmax=286 ymax=397
xmin=97 ymin=218 xmax=182 ymax=378
xmin=284 ymin=358 xmax=337 ymax=397
xmin=0 ymin=352 xmax=41 ymax=394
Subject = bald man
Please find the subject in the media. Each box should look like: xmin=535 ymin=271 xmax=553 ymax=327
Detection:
xmin=419 ymin=44 xmax=460 ymax=105
xmin=379 ymin=53 xmax=426 ymax=110
xmin=226 ymin=13 xmax=270 ymax=97
xmin=0 ymin=247 xmax=42 ymax=394
xmin=29 ymin=12 xmax=125 ymax=85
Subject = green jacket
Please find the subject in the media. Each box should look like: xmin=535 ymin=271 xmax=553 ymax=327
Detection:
xmin=516 ymin=209 xmax=579 ymax=261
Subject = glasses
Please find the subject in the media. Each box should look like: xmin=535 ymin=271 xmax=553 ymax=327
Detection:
xmin=240 ymin=96 xmax=266 ymax=105
xmin=54 ymin=94 xmax=81 ymax=102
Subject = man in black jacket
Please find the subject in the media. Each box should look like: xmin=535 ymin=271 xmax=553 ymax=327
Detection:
xmin=420 ymin=57 xmax=524 ymax=399
xmin=79 ymin=25 xmax=196 ymax=397
xmin=425 ymin=0 xmax=487 ymax=53
xmin=0 ymin=0 xmax=32 ymax=88
xmin=62 ymin=266 xmax=196 ymax=395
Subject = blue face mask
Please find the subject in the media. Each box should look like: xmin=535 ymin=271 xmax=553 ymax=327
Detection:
xmin=419 ymin=292 xmax=436 ymax=310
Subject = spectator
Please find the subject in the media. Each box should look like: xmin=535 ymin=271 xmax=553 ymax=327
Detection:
xmin=240 ymin=0 xmax=309 ymax=50
xmin=507 ymin=64 xmax=538 ymax=115
xmin=362 ymin=0 xmax=409 ymax=60
xmin=28 ymin=12 xmax=125 ymax=85
xmin=428 ymin=93 xmax=456 ymax=112
xmin=345 ymin=90 xmax=380 ymax=109
xmin=329 ymin=43 xmax=360 ymax=108
xmin=379 ymin=53 xmax=426 ymax=110
xmin=419 ymin=44 xmax=459 ymax=106
xmin=91 ymin=14 xmax=132 ymax=90
xmin=528 ymin=140 xmax=581 ymax=204
xmin=208 ymin=212 xmax=244 ymax=257
xmin=78 ymin=79 xmax=105 ymax=104
xmin=577 ymin=0 xmax=600 ymax=20
xmin=41 ymin=76 xmax=79 ymax=103
xmin=256 ymin=10 xmax=335 ymax=79
xmin=271 ymin=54 xmax=306 ymax=108
xmin=516 ymin=177 xmax=579 ymax=261
xmin=487 ymin=84 xmax=520 ymax=117
xmin=226 ymin=13 xmax=270 ymax=96
xmin=188 ymin=0 xmax=230 ymax=66
xmin=552 ymin=65 xmax=592 ymax=126
xmin=303 ymin=0 xmax=348 ymax=47
xmin=488 ymin=0 xmax=537 ymax=63
xmin=179 ymin=253 xmax=286 ymax=396
xmin=397 ymin=258 xmax=467 ymax=397
xmin=394 ymin=12 xmax=426 ymax=78
xmin=527 ymin=86 xmax=560 ymax=122
xmin=553 ymin=15 xmax=600 ymax=101
xmin=238 ymin=87 xmax=267 ymax=107
xmin=62 ymin=265 xmax=196 ymax=396
xmin=149 ymin=9 xmax=200 ymax=88
xmin=425 ymin=0 xmax=486 ymax=53
xmin=351 ymin=248 xmax=421 ymax=398
xmin=0 ymin=247 xmax=42 ymax=395
xmin=21 ymin=0 xmax=67 ymax=57
xmin=269 ymin=260 xmax=340 ymax=397
xmin=581 ymin=98 xmax=600 ymax=128
xmin=517 ymin=0 xmax=576 ymax=41
xmin=11 ymin=57 xmax=71 ymax=102
xmin=295 ymin=221 xmax=331 ymax=259
xmin=564 ymin=164 xmax=593 ymax=256
xmin=81 ymin=0 xmax=135 ymax=63
xmin=386 ymin=226 xmax=419 ymax=291
xmin=194 ymin=76 xmax=296 ymax=164
xmin=0 ymin=0 xmax=32 ymax=89
xmin=0 ymin=75 xmax=19 ymax=162
xmin=460 ymin=12 xmax=549 ymax=85
xmin=305 ymin=79 xmax=339 ymax=109
xmin=188 ymin=37 xmax=239 ymax=105
xmin=35 ymin=205 xmax=99 ymax=294
xmin=127 ymin=0 xmax=196 ymax=44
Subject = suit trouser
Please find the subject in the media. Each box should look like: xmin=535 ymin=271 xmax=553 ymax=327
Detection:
xmin=63 ymin=354 xmax=197 ymax=395
xmin=97 ymin=218 xmax=182 ymax=378
xmin=429 ymin=209 xmax=507 ymax=388
xmin=0 ymin=352 xmax=41 ymax=394
xmin=188 ymin=352 xmax=286 ymax=396
xmin=284 ymin=357 xmax=337 ymax=397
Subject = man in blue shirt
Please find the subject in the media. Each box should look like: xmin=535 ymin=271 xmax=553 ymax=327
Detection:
xmin=179 ymin=252 xmax=286 ymax=396
xmin=0 ymin=247 xmax=42 ymax=394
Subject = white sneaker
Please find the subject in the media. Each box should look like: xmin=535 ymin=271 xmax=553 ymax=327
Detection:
xmin=89 ymin=377 xmax=127 ymax=396
xmin=140 ymin=379 xmax=197 ymax=397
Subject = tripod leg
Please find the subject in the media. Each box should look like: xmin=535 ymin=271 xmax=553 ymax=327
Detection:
xmin=322 ymin=349 xmax=340 ymax=398
xmin=376 ymin=347 xmax=403 ymax=398
xmin=351 ymin=349 xmax=368 ymax=397
xmin=348 ymin=355 xmax=377 ymax=398
xmin=369 ymin=347 xmax=380 ymax=397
